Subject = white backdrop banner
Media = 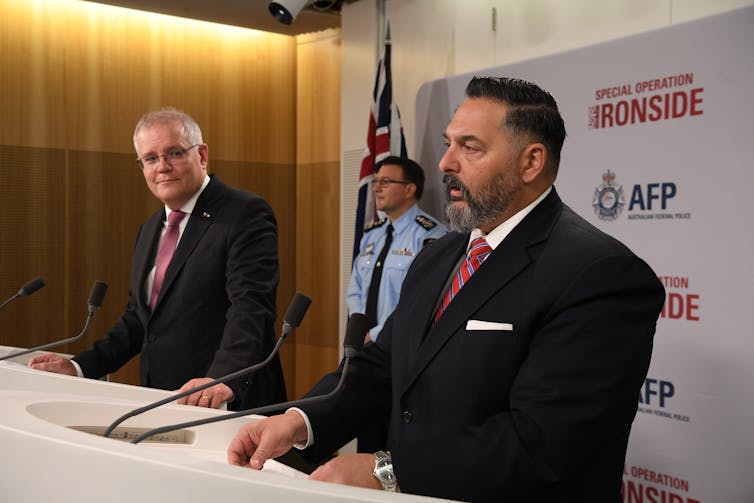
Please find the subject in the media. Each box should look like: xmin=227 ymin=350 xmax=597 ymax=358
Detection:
xmin=415 ymin=6 xmax=754 ymax=502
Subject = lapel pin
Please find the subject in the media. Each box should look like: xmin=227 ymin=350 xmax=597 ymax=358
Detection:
xmin=202 ymin=212 xmax=211 ymax=218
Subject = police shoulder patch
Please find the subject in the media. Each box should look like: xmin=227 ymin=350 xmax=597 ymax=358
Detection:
xmin=364 ymin=219 xmax=387 ymax=232
xmin=415 ymin=215 xmax=437 ymax=231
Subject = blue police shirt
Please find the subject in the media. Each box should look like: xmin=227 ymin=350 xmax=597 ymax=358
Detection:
xmin=346 ymin=204 xmax=447 ymax=341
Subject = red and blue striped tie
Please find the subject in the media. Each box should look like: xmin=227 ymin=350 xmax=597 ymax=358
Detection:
xmin=434 ymin=237 xmax=492 ymax=321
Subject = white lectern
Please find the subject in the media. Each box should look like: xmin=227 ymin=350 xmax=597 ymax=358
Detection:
xmin=0 ymin=348 xmax=456 ymax=502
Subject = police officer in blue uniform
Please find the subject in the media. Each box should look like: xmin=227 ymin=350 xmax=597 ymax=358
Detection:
xmin=348 ymin=157 xmax=447 ymax=342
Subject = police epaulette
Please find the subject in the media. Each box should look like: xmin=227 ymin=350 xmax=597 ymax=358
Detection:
xmin=364 ymin=219 xmax=387 ymax=232
xmin=415 ymin=215 xmax=437 ymax=230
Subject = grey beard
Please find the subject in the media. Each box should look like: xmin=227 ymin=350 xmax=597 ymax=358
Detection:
xmin=444 ymin=174 xmax=518 ymax=232
xmin=446 ymin=203 xmax=479 ymax=232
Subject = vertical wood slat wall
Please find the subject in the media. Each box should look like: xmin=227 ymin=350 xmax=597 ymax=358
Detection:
xmin=0 ymin=0 xmax=341 ymax=399
xmin=294 ymin=30 xmax=342 ymax=397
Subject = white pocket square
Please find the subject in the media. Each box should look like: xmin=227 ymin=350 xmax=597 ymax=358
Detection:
xmin=466 ymin=320 xmax=513 ymax=331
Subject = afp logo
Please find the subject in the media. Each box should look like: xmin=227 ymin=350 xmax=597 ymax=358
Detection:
xmin=626 ymin=181 xmax=687 ymax=221
xmin=593 ymin=171 xmax=686 ymax=222
xmin=639 ymin=378 xmax=674 ymax=408
xmin=592 ymin=169 xmax=625 ymax=221
xmin=628 ymin=183 xmax=677 ymax=212
xmin=637 ymin=377 xmax=690 ymax=423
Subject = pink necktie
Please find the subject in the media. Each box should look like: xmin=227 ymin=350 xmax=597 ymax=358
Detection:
xmin=434 ymin=237 xmax=492 ymax=321
xmin=150 ymin=210 xmax=186 ymax=311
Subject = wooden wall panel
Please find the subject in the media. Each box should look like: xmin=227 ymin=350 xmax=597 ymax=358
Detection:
xmin=297 ymin=31 xmax=343 ymax=164
xmin=0 ymin=146 xmax=67 ymax=348
xmin=0 ymin=1 xmax=342 ymax=402
xmin=0 ymin=0 xmax=298 ymax=160
xmin=0 ymin=2 xmax=68 ymax=149
xmin=0 ymin=1 xmax=301 ymax=392
xmin=293 ymin=30 xmax=342 ymax=397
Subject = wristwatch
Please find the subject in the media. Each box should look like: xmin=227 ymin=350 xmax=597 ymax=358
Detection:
xmin=373 ymin=450 xmax=397 ymax=492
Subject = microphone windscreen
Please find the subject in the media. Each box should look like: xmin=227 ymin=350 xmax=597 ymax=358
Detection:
xmin=88 ymin=281 xmax=108 ymax=309
xmin=20 ymin=277 xmax=45 ymax=296
xmin=344 ymin=313 xmax=369 ymax=354
xmin=283 ymin=292 xmax=312 ymax=329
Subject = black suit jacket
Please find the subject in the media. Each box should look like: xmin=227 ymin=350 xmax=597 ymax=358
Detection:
xmin=301 ymin=188 xmax=664 ymax=502
xmin=74 ymin=175 xmax=286 ymax=409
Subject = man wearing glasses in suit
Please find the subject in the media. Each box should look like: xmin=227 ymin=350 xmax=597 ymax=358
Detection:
xmin=30 ymin=107 xmax=286 ymax=412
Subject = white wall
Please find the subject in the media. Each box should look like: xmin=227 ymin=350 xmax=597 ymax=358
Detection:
xmin=343 ymin=0 xmax=753 ymax=154
xmin=338 ymin=0 xmax=754 ymax=332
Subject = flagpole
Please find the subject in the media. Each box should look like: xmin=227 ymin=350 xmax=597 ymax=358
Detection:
xmin=352 ymin=0 xmax=405 ymax=263
xmin=376 ymin=0 xmax=386 ymax=64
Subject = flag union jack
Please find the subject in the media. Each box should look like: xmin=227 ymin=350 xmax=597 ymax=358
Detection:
xmin=352 ymin=30 xmax=407 ymax=263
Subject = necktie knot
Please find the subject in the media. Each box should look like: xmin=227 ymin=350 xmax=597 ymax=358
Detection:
xmin=467 ymin=237 xmax=492 ymax=265
xmin=433 ymin=237 xmax=492 ymax=322
xmin=167 ymin=210 xmax=186 ymax=228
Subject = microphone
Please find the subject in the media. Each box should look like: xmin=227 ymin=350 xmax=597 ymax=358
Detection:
xmin=0 ymin=277 xmax=45 ymax=312
xmin=0 ymin=280 xmax=108 ymax=361
xmin=343 ymin=313 xmax=370 ymax=358
xmin=103 ymin=292 xmax=313 ymax=438
xmin=129 ymin=313 xmax=369 ymax=444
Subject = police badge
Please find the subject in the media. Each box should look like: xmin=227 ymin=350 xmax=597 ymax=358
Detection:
xmin=592 ymin=170 xmax=625 ymax=222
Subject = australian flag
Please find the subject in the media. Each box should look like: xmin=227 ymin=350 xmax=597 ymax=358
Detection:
xmin=352 ymin=26 xmax=407 ymax=263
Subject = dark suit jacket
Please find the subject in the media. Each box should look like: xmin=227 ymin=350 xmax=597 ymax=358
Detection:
xmin=74 ymin=175 xmax=286 ymax=410
xmin=301 ymin=188 xmax=665 ymax=502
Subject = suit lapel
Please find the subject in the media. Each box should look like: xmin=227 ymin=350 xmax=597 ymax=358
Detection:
xmin=402 ymin=239 xmax=533 ymax=394
xmin=403 ymin=233 xmax=469 ymax=360
xmin=401 ymin=189 xmax=563 ymax=395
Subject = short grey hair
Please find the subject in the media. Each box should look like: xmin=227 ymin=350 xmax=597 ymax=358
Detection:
xmin=133 ymin=107 xmax=203 ymax=154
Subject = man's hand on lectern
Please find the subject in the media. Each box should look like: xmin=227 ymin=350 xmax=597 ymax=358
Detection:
xmin=228 ymin=410 xmax=308 ymax=469
xmin=28 ymin=353 xmax=77 ymax=376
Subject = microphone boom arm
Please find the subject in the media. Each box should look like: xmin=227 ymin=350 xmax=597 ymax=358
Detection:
xmin=0 ymin=280 xmax=106 ymax=362
xmin=0 ymin=293 xmax=21 ymax=311
xmin=103 ymin=329 xmax=290 ymax=438
xmin=130 ymin=358 xmax=352 ymax=444
xmin=0 ymin=311 xmax=95 ymax=361
xmin=0 ymin=277 xmax=45 ymax=312
xmin=103 ymin=291 xmax=312 ymax=438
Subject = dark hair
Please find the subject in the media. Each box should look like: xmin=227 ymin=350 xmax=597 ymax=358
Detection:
xmin=465 ymin=76 xmax=567 ymax=174
xmin=380 ymin=156 xmax=426 ymax=200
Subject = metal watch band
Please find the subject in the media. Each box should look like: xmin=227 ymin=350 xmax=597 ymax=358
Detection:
xmin=373 ymin=450 xmax=397 ymax=492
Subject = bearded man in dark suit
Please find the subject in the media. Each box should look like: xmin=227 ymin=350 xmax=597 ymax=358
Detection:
xmin=227 ymin=77 xmax=664 ymax=502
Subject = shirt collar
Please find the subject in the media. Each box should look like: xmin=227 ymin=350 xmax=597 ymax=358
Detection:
xmin=468 ymin=186 xmax=552 ymax=251
xmin=164 ymin=174 xmax=210 ymax=219
xmin=388 ymin=203 xmax=420 ymax=234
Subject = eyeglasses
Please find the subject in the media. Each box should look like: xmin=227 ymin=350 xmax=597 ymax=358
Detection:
xmin=370 ymin=178 xmax=411 ymax=188
xmin=136 ymin=144 xmax=200 ymax=169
